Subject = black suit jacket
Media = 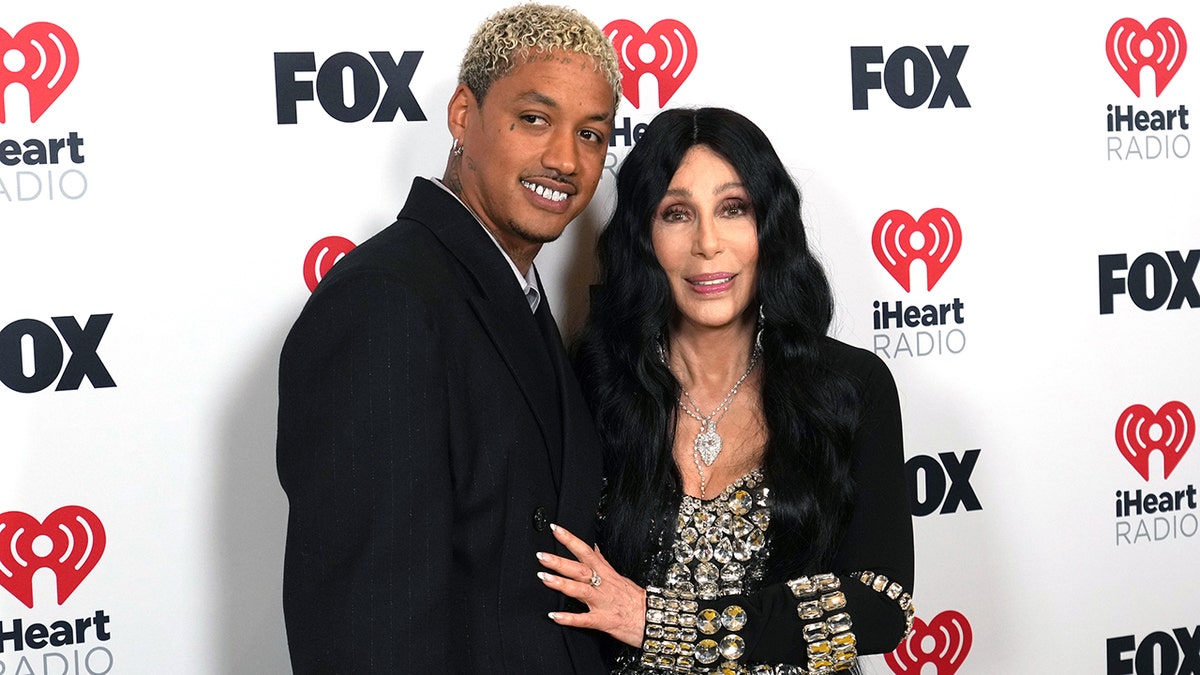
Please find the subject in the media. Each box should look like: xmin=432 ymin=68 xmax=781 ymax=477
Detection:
xmin=277 ymin=177 xmax=607 ymax=674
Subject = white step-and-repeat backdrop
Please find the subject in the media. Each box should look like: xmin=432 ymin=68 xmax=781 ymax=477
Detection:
xmin=3 ymin=2 xmax=1197 ymax=673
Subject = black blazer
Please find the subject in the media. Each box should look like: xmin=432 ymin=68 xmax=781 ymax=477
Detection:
xmin=277 ymin=178 xmax=607 ymax=674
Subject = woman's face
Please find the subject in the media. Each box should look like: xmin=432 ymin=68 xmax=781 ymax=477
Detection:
xmin=651 ymin=145 xmax=759 ymax=334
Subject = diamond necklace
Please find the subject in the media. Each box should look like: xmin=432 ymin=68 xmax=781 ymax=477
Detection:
xmin=673 ymin=345 xmax=761 ymax=497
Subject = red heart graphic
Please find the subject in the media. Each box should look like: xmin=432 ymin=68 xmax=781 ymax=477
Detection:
xmin=1106 ymin=18 xmax=1187 ymax=97
xmin=1115 ymin=401 xmax=1194 ymax=481
xmin=0 ymin=506 xmax=105 ymax=609
xmin=604 ymin=19 xmax=697 ymax=109
xmin=0 ymin=22 xmax=79 ymax=123
xmin=872 ymin=208 xmax=962 ymax=292
xmin=886 ymin=611 xmax=973 ymax=675
xmin=303 ymin=235 xmax=356 ymax=292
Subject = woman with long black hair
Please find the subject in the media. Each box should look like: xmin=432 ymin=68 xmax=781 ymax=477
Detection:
xmin=538 ymin=107 xmax=914 ymax=674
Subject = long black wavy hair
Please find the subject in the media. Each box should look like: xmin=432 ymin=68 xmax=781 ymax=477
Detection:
xmin=572 ymin=107 xmax=863 ymax=586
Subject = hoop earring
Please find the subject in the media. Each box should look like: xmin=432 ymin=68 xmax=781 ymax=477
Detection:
xmin=451 ymin=138 xmax=464 ymax=157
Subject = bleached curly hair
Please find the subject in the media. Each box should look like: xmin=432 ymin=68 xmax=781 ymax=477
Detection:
xmin=458 ymin=3 xmax=622 ymax=111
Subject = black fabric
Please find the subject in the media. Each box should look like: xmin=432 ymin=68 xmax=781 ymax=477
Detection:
xmin=720 ymin=341 xmax=912 ymax=663
xmin=619 ymin=339 xmax=913 ymax=671
xmin=276 ymin=178 xmax=607 ymax=674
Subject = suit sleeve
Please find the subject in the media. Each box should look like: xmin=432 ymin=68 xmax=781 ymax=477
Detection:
xmin=276 ymin=270 xmax=454 ymax=674
xmin=641 ymin=352 xmax=914 ymax=669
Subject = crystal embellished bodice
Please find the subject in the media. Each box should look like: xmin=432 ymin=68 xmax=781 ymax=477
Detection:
xmin=667 ymin=469 xmax=771 ymax=599
xmin=614 ymin=470 xmax=775 ymax=674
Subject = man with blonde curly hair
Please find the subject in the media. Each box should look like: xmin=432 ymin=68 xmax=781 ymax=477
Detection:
xmin=277 ymin=3 xmax=622 ymax=673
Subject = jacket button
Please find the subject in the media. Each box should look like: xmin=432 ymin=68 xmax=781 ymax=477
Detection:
xmin=532 ymin=507 xmax=548 ymax=532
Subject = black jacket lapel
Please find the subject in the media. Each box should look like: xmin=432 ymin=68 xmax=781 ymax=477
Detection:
xmin=400 ymin=178 xmax=563 ymax=492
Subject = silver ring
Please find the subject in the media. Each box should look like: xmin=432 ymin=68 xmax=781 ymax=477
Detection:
xmin=589 ymin=568 xmax=602 ymax=587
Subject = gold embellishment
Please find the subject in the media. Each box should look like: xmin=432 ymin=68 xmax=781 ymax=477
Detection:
xmin=786 ymin=572 xmax=858 ymax=674
xmin=820 ymin=591 xmax=846 ymax=612
xmin=854 ymin=570 xmax=916 ymax=638
xmin=807 ymin=639 xmax=832 ymax=656
xmin=696 ymin=639 xmax=720 ymax=664
xmin=673 ymin=470 xmax=770 ymax=601
xmin=625 ymin=470 xmax=783 ymax=672
xmin=803 ymin=622 xmax=829 ymax=642
xmin=786 ymin=576 xmax=816 ymax=598
xmin=640 ymin=585 xmax=700 ymax=671
xmin=728 ymin=489 xmax=754 ymax=515
xmin=814 ymin=573 xmax=841 ymax=592
xmin=721 ymin=604 xmax=748 ymax=632
xmin=832 ymin=631 xmax=857 ymax=648
xmin=825 ymin=612 xmax=852 ymax=634
xmin=719 ymin=634 xmax=746 ymax=660
xmin=797 ymin=600 xmax=823 ymax=620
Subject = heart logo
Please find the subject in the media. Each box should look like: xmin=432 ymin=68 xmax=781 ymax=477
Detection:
xmin=0 ymin=506 xmax=106 ymax=609
xmin=872 ymin=208 xmax=962 ymax=292
xmin=1106 ymin=18 xmax=1187 ymax=97
xmin=0 ymin=22 xmax=80 ymax=123
xmin=886 ymin=611 xmax=973 ymax=675
xmin=303 ymin=235 xmax=356 ymax=292
xmin=604 ymin=19 xmax=697 ymax=109
xmin=1115 ymin=401 xmax=1194 ymax=481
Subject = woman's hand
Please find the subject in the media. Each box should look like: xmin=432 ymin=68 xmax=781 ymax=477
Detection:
xmin=537 ymin=523 xmax=646 ymax=648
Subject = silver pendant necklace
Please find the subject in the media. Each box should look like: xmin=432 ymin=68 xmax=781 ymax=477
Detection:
xmin=673 ymin=345 xmax=761 ymax=496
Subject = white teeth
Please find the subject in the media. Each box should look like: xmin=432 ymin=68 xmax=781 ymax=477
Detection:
xmin=694 ymin=277 xmax=733 ymax=286
xmin=522 ymin=181 xmax=567 ymax=202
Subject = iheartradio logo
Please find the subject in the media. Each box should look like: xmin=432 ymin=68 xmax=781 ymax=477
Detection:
xmin=872 ymin=208 xmax=962 ymax=292
xmin=304 ymin=235 xmax=356 ymax=292
xmin=1116 ymin=401 xmax=1194 ymax=481
xmin=604 ymin=19 xmax=697 ymax=109
xmin=1107 ymin=18 xmax=1187 ymax=97
xmin=886 ymin=611 xmax=973 ymax=675
xmin=0 ymin=506 xmax=105 ymax=609
xmin=0 ymin=22 xmax=79 ymax=123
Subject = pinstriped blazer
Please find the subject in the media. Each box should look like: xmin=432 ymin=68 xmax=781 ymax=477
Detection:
xmin=277 ymin=177 xmax=608 ymax=674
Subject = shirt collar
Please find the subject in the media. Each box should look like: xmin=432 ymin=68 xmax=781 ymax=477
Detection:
xmin=431 ymin=178 xmax=541 ymax=312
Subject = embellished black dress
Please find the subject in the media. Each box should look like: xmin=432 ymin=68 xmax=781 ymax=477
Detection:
xmin=612 ymin=342 xmax=915 ymax=675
